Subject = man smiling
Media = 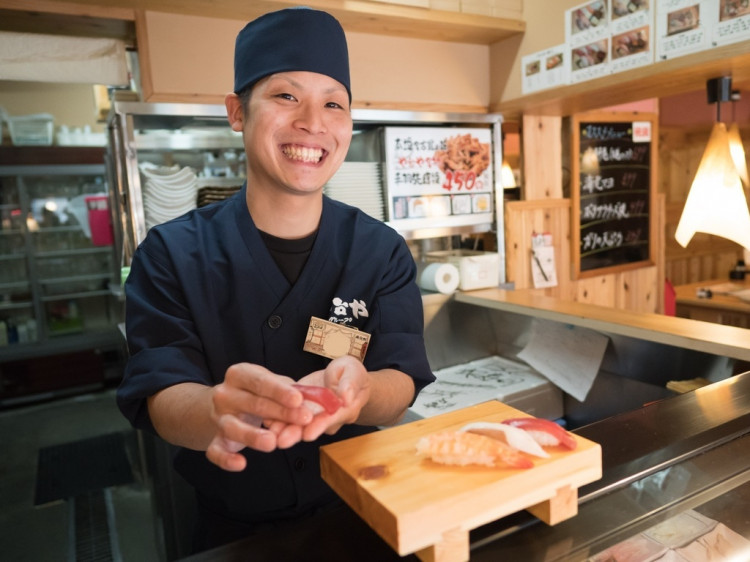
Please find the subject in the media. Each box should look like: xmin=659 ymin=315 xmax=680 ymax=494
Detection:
xmin=117 ymin=7 xmax=434 ymax=552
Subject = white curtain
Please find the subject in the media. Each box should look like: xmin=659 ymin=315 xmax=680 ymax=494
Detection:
xmin=0 ymin=31 xmax=129 ymax=86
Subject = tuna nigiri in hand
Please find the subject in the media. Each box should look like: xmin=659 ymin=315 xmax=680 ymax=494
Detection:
xmin=292 ymin=384 xmax=343 ymax=415
xmin=502 ymin=417 xmax=577 ymax=450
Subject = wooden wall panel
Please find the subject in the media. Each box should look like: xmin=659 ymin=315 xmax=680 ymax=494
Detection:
xmin=505 ymin=196 xmax=663 ymax=312
xmin=504 ymin=199 xmax=571 ymax=296
xmin=617 ymin=266 xmax=659 ymax=313
xmin=521 ymin=115 xmax=563 ymax=200
xmin=575 ymin=275 xmax=616 ymax=307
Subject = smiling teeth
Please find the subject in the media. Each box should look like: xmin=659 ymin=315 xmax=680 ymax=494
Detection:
xmin=283 ymin=145 xmax=323 ymax=163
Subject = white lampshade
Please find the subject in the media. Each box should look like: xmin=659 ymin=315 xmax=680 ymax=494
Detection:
xmin=675 ymin=122 xmax=750 ymax=249
xmin=727 ymin=122 xmax=749 ymax=187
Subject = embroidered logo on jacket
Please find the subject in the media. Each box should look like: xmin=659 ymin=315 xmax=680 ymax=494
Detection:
xmin=329 ymin=297 xmax=369 ymax=325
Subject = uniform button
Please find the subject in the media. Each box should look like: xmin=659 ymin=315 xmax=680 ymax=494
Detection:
xmin=294 ymin=457 xmax=306 ymax=471
xmin=267 ymin=315 xmax=282 ymax=329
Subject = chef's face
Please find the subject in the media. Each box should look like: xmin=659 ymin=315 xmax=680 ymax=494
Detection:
xmin=227 ymin=71 xmax=352 ymax=196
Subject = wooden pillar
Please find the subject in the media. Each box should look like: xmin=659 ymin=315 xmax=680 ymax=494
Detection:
xmin=522 ymin=115 xmax=563 ymax=200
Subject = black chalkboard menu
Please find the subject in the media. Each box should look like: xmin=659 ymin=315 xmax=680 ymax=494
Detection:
xmin=572 ymin=113 xmax=658 ymax=278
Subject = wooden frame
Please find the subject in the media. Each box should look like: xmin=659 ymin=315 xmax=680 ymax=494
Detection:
xmin=571 ymin=111 xmax=658 ymax=279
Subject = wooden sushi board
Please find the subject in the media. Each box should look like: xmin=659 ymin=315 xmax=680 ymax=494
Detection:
xmin=320 ymin=400 xmax=602 ymax=562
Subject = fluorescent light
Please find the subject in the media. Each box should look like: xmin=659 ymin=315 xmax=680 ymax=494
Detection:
xmin=675 ymin=122 xmax=750 ymax=249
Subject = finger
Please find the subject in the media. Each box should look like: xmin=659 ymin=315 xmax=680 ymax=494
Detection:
xmin=218 ymin=370 xmax=312 ymax=426
xmin=206 ymin=436 xmax=247 ymax=472
xmin=300 ymin=413 xmax=338 ymax=442
xmin=264 ymin=419 xmax=286 ymax=436
xmin=217 ymin=413 xmax=277 ymax=452
xmin=276 ymin=424 xmax=304 ymax=449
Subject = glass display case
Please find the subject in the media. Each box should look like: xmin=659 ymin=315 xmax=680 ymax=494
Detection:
xmin=107 ymin=100 xmax=506 ymax=276
xmin=0 ymin=147 xmax=121 ymax=378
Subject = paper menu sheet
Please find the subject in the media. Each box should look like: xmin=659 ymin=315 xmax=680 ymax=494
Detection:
xmin=517 ymin=318 xmax=609 ymax=402
xmin=410 ymin=355 xmax=555 ymax=419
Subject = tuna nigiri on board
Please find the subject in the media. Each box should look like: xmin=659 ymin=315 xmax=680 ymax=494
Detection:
xmin=460 ymin=421 xmax=549 ymax=458
xmin=416 ymin=431 xmax=534 ymax=469
xmin=502 ymin=418 xmax=577 ymax=450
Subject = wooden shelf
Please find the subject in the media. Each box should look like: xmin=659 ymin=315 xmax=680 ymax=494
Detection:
xmin=495 ymin=39 xmax=750 ymax=121
xmin=0 ymin=146 xmax=105 ymax=166
xmin=1 ymin=0 xmax=524 ymax=45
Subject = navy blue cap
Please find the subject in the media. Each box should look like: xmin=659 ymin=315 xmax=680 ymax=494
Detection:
xmin=233 ymin=7 xmax=351 ymax=101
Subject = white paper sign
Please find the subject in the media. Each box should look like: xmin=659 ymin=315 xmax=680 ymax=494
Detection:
xmin=522 ymin=45 xmax=568 ymax=94
xmin=570 ymin=38 xmax=611 ymax=83
xmin=610 ymin=0 xmax=655 ymax=74
xmin=567 ymin=0 xmax=610 ymax=48
xmin=655 ymin=0 xmax=714 ymax=61
xmin=713 ymin=0 xmax=750 ymax=46
xmin=531 ymin=246 xmax=559 ymax=289
xmin=517 ymin=319 xmax=609 ymax=402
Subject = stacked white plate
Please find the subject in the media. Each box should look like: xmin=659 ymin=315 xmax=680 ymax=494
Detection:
xmin=324 ymin=162 xmax=385 ymax=221
xmin=139 ymin=163 xmax=199 ymax=229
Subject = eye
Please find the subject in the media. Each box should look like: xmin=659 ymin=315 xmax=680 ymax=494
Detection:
xmin=275 ymin=92 xmax=297 ymax=102
xmin=326 ymin=101 xmax=345 ymax=109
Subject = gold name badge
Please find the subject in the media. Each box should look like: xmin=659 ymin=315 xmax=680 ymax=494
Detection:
xmin=304 ymin=317 xmax=370 ymax=361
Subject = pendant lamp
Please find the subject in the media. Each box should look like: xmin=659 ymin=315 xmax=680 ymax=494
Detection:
xmin=674 ymin=77 xmax=750 ymax=249
xmin=500 ymin=159 xmax=517 ymax=188
xmin=728 ymin=90 xmax=749 ymax=187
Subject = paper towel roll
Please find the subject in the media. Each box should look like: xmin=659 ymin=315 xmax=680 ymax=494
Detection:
xmin=418 ymin=262 xmax=460 ymax=294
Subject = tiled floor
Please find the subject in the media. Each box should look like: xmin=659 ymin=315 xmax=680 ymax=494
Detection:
xmin=0 ymin=388 xmax=161 ymax=562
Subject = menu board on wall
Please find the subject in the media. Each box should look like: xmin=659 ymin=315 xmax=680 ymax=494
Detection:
xmin=383 ymin=127 xmax=495 ymax=233
xmin=572 ymin=113 xmax=658 ymax=278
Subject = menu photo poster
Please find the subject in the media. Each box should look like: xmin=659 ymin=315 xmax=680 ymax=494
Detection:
xmin=567 ymin=0 xmax=612 ymax=83
xmin=610 ymin=0 xmax=655 ymax=73
xmin=522 ymin=45 xmax=568 ymax=95
xmin=714 ymin=0 xmax=750 ymax=46
xmin=655 ymin=0 xmax=713 ymax=61
xmin=571 ymin=112 xmax=658 ymax=279
xmin=383 ymin=127 xmax=495 ymax=233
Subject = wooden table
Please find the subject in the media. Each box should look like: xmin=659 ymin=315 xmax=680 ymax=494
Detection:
xmin=674 ymin=279 xmax=750 ymax=329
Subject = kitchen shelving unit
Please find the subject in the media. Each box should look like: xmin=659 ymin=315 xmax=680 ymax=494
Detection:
xmin=0 ymin=147 xmax=124 ymax=404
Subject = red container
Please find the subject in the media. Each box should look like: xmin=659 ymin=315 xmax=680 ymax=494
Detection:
xmin=85 ymin=196 xmax=114 ymax=246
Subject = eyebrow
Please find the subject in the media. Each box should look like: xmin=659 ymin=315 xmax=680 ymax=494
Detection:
xmin=269 ymin=74 xmax=347 ymax=96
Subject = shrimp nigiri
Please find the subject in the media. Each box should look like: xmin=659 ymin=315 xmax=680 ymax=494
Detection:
xmin=416 ymin=431 xmax=534 ymax=469
xmin=502 ymin=418 xmax=577 ymax=450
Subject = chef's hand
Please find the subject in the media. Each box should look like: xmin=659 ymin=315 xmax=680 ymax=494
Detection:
xmin=205 ymin=363 xmax=314 ymax=471
xmin=267 ymin=355 xmax=371 ymax=446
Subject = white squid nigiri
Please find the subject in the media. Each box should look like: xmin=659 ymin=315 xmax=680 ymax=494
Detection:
xmin=459 ymin=421 xmax=550 ymax=458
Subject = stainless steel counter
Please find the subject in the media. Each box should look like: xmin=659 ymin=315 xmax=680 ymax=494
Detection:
xmin=181 ymin=371 xmax=750 ymax=561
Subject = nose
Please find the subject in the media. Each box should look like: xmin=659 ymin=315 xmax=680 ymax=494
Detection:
xmin=294 ymin=103 xmax=326 ymax=135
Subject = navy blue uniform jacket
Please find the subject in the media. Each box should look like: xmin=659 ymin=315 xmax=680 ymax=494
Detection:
xmin=118 ymin=186 xmax=434 ymax=523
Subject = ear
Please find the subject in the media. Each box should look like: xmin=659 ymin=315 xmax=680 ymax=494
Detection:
xmin=225 ymin=93 xmax=244 ymax=132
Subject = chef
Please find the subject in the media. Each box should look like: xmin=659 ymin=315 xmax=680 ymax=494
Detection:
xmin=117 ymin=6 xmax=435 ymax=551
